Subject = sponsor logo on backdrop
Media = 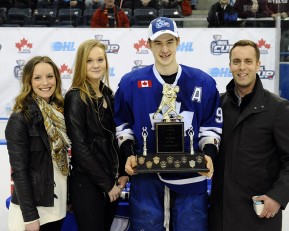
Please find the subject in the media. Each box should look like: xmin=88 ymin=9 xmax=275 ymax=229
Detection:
xmin=59 ymin=64 xmax=73 ymax=79
xmin=133 ymin=39 xmax=194 ymax=54
xmin=208 ymin=67 xmax=232 ymax=77
xmin=95 ymin=35 xmax=120 ymax=54
xmin=208 ymin=65 xmax=274 ymax=79
xmin=59 ymin=64 xmax=116 ymax=78
xmin=14 ymin=60 xmax=25 ymax=80
xmin=132 ymin=60 xmax=148 ymax=70
xmin=134 ymin=39 xmax=149 ymax=54
xmin=110 ymin=67 xmax=115 ymax=77
xmin=210 ymin=35 xmax=232 ymax=55
xmin=15 ymin=38 xmax=32 ymax=54
xmin=210 ymin=35 xmax=271 ymax=55
xmin=258 ymin=65 xmax=274 ymax=79
xmin=177 ymin=42 xmax=194 ymax=52
xmin=256 ymin=39 xmax=271 ymax=54
xmin=51 ymin=42 xmax=76 ymax=51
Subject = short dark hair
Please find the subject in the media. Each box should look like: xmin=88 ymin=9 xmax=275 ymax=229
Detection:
xmin=229 ymin=40 xmax=260 ymax=62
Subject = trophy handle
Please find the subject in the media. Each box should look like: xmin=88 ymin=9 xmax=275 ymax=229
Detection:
xmin=188 ymin=127 xmax=194 ymax=155
xmin=142 ymin=127 xmax=148 ymax=156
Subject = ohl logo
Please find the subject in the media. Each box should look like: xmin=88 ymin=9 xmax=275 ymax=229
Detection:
xmin=134 ymin=39 xmax=149 ymax=54
xmin=59 ymin=64 xmax=73 ymax=79
xmin=177 ymin=42 xmax=193 ymax=52
xmin=208 ymin=67 xmax=232 ymax=78
xmin=15 ymin=38 xmax=33 ymax=54
xmin=52 ymin=42 xmax=76 ymax=51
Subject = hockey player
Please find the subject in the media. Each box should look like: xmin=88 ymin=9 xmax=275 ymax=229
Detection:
xmin=114 ymin=17 xmax=223 ymax=231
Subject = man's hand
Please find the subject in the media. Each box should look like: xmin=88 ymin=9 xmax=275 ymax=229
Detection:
xmin=125 ymin=155 xmax=137 ymax=175
xmin=254 ymin=195 xmax=281 ymax=218
xmin=117 ymin=176 xmax=129 ymax=190
xmin=281 ymin=12 xmax=288 ymax=19
xmin=198 ymin=155 xmax=214 ymax=178
xmin=108 ymin=184 xmax=122 ymax=202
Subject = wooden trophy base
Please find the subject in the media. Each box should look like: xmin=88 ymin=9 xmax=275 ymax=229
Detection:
xmin=135 ymin=152 xmax=209 ymax=173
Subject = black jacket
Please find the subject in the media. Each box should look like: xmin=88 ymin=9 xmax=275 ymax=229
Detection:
xmin=209 ymin=76 xmax=289 ymax=231
xmin=5 ymin=97 xmax=55 ymax=222
xmin=64 ymin=84 xmax=124 ymax=193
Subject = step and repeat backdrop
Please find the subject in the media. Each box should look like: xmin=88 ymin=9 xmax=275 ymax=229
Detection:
xmin=0 ymin=27 xmax=278 ymax=230
xmin=0 ymin=27 xmax=277 ymax=117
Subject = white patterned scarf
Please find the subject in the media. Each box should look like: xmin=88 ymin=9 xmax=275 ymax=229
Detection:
xmin=35 ymin=96 xmax=71 ymax=176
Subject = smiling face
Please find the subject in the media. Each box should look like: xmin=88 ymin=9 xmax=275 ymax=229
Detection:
xmin=31 ymin=62 xmax=56 ymax=103
xmin=229 ymin=45 xmax=261 ymax=97
xmin=219 ymin=0 xmax=229 ymax=5
xmin=148 ymin=33 xmax=180 ymax=75
xmin=86 ymin=46 xmax=107 ymax=85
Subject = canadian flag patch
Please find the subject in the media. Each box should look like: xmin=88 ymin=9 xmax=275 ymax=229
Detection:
xmin=138 ymin=80 xmax=152 ymax=88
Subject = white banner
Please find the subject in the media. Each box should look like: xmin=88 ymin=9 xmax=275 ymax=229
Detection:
xmin=0 ymin=28 xmax=276 ymax=117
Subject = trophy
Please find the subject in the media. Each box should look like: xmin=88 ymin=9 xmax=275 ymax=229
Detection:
xmin=135 ymin=83 xmax=208 ymax=173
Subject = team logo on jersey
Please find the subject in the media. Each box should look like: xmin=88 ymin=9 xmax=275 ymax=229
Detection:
xmin=138 ymin=80 xmax=152 ymax=88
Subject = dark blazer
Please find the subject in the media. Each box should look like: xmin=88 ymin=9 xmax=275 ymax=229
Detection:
xmin=64 ymin=84 xmax=124 ymax=193
xmin=5 ymin=98 xmax=54 ymax=222
xmin=209 ymin=76 xmax=289 ymax=231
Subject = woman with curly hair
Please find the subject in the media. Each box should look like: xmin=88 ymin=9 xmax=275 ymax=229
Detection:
xmin=6 ymin=56 xmax=71 ymax=231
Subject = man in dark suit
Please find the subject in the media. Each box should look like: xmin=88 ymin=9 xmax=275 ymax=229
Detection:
xmin=209 ymin=39 xmax=289 ymax=231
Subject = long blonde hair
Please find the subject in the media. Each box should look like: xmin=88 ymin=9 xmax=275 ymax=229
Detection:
xmin=13 ymin=56 xmax=63 ymax=112
xmin=71 ymin=39 xmax=109 ymax=103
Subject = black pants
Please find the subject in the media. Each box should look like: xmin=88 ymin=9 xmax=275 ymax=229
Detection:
xmin=40 ymin=218 xmax=64 ymax=231
xmin=69 ymin=170 xmax=119 ymax=231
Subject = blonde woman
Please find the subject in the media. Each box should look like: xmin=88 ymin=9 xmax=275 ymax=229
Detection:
xmin=64 ymin=39 xmax=128 ymax=231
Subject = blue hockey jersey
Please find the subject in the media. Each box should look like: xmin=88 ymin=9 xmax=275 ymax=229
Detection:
xmin=114 ymin=64 xmax=223 ymax=194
